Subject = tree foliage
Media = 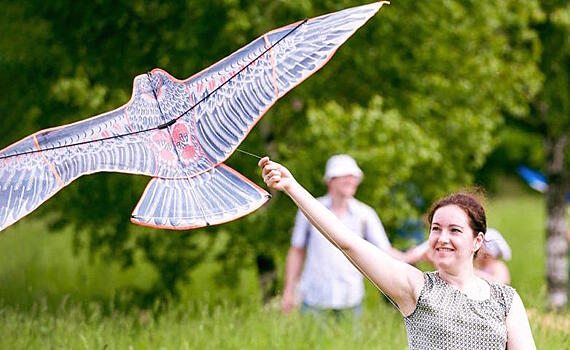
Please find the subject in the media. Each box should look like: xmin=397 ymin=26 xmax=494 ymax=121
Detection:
xmin=0 ymin=1 xmax=549 ymax=303
xmin=511 ymin=0 xmax=569 ymax=309
xmin=481 ymin=0 xmax=570 ymax=309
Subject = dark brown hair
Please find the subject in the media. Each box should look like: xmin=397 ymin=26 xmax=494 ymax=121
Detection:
xmin=427 ymin=192 xmax=487 ymax=237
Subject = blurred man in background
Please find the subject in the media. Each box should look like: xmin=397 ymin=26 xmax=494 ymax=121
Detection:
xmin=281 ymin=154 xmax=409 ymax=317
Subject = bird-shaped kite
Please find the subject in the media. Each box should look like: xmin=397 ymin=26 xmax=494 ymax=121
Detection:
xmin=0 ymin=2 xmax=388 ymax=232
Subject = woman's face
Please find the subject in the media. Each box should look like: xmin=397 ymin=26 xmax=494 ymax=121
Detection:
xmin=429 ymin=205 xmax=483 ymax=273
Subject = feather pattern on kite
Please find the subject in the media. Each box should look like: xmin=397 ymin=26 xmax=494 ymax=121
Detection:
xmin=0 ymin=2 xmax=388 ymax=232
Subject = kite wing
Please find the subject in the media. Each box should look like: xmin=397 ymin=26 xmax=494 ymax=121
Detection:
xmin=185 ymin=1 xmax=386 ymax=164
xmin=0 ymin=2 xmax=388 ymax=232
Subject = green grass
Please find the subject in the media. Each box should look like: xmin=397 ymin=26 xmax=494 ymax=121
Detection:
xmin=0 ymin=220 xmax=156 ymax=309
xmin=0 ymin=294 xmax=567 ymax=349
xmin=0 ymin=299 xmax=409 ymax=350
xmin=0 ymin=180 xmax=568 ymax=349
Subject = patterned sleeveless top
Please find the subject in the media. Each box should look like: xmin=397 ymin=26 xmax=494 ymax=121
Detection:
xmin=404 ymin=271 xmax=515 ymax=349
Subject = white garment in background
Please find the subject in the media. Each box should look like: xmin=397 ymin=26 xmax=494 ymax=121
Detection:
xmin=291 ymin=195 xmax=390 ymax=309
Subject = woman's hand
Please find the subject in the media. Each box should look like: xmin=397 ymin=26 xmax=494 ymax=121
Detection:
xmin=258 ymin=157 xmax=294 ymax=192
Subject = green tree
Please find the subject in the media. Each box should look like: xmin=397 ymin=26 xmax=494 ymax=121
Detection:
xmin=515 ymin=0 xmax=569 ymax=310
xmin=195 ymin=0 xmax=543 ymax=301
xmin=476 ymin=0 xmax=569 ymax=310
xmin=0 ymin=1 xmax=544 ymax=305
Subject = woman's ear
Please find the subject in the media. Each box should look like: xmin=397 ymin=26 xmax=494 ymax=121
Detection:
xmin=473 ymin=232 xmax=485 ymax=252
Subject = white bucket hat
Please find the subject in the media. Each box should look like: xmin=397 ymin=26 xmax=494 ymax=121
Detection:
xmin=324 ymin=154 xmax=363 ymax=182
xmin=484 ymin=228 xmax=512 ymax=261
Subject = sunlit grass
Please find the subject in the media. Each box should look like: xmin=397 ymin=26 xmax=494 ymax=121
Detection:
xmin=0 ymin=295 xmax=567 ymax=349
xmin=0 ymin=220 xmax=155 ymax=309
xmin=0 ymin=297 xmax=406 ymax=349
xmin=0 ymin=178 xmax=568 ymax=348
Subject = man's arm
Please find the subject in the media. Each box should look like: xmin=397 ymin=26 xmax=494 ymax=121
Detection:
xmin=401 ymin=241 xmax=432 ymax=265
xmin=281 ymin=246 xmax=305 ymax=313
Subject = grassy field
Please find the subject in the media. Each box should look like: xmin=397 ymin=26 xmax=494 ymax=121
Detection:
xmin=0 ymin=183 xmax=568 ymax=349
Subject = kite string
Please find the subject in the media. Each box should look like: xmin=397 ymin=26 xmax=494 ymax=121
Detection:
xmin=236 ymin=148 xmax=263 ymax=159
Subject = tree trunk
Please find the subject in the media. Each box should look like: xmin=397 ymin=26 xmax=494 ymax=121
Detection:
xmin=545 ymin=133 xmax=568 ymax=310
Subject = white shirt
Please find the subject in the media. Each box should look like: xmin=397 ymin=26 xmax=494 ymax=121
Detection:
xmin=291 ymin=195 xmax=391 ymax=309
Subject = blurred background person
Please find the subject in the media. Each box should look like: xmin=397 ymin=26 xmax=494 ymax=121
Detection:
xmin=475 ymin=228 xmax=512 ymax=285
xmin=281 ymin=154 xmax=409 ymax=318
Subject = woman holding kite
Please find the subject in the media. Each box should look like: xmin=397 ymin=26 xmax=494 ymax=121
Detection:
xmin=259 ymin=157 xmax=535 ymax=349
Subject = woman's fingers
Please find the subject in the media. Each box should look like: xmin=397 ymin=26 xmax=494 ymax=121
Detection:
xmin=258 ymin=156 xmax=270 ymax=168
xmin=258 ymin=156 xmax=290 ymax=190
xmin=259 ymin=157 xmax=279 ymax=176
xmin=263 ymin=168 xmax=280 ymax=186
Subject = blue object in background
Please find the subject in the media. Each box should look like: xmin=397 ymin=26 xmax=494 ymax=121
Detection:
xmin=517 ymin=166 xmax=547 ymax=192
xmin=395 ymin=219 xmax=425 ymax=247
xmin=517 ymin=166 xmax=570 ymax=202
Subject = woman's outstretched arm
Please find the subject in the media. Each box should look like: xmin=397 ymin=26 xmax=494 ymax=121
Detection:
xmin=259 ymin=157 xmax=424 ymax=315
xmin=506 ymin=292 xmax=536 ymax=349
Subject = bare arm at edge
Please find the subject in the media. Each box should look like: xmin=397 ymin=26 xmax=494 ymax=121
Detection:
xmin=506 ymin=292 xmax=536 ymax=349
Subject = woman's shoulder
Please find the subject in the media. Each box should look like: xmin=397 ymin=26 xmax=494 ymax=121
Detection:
xmin=489 ymin=281 xmax=516 ymax=316
xmin=416 ymin=271 xmax=439 ymax=295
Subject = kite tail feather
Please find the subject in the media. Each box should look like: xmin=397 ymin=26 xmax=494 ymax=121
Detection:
xmin=131 ymin=164 xmax=270 ymax=229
